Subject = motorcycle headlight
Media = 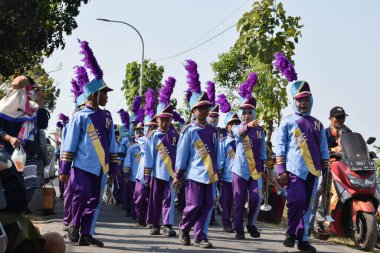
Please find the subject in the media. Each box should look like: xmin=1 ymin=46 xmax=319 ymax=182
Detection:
xmin=346 ymin=174 xmax=375 ymax=189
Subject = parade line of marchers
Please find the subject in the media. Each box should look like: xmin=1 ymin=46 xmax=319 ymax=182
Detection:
xmin=3 ymin=39 xmax=375 ymax=253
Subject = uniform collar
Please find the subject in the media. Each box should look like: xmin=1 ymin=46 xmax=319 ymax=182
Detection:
xmin=193 ymin=121 xmax=207 ymax=128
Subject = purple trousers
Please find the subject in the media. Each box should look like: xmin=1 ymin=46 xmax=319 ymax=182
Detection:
xmin=179 ymin=179 xmax=214 ymax=241
xmin=63 ymin=173 xmax=74 ymax=226
xmin=176 ymin=182 xmax=186 ymax=212
xmin=70 ymin=168 xmax=102 ymax=235
xmin=220 ymin=180 xmax=233 ymax=227
xmin=146 ymin=177 xmax=173 ymax=226
xmin=134 ymin=180 xmax=149 ymax=222
xmin=124 ymin=180 xmax=136 ymax=215
xmin=286 ymin=172 xmax=317 ymax=241
xmin=233 ymin=174 xmax=259 ymax=233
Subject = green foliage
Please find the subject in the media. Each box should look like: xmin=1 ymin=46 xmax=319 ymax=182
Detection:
xmin=211 ymin=0 xmax=303 ymax=141
xmin=177 ymin=97 xmax=191 ymax=123
xmin=0 ymin=0 xmax=89 ymax=77
xmin=121 ymin=59 xmax=164 ymax=109
xmin=0 ymin=65 xmax=60 ymax=112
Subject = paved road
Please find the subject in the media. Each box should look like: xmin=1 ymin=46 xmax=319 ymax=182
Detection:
xmin=33 ymin=192 xmax=374 ymax=253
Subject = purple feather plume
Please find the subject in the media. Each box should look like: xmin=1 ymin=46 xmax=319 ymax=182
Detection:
xmin=173 ymin=111 xmax=185 ymax=124
xmin=70 ymin=78 xmax=81 ymax=100
xmin=117 ymin=109 xmax=130 ymax=130
xmin=185 ymin=60 xmax=201 ymax=93
xmin=78 ymin=39 xmax=103 ymax=80
xmin=144 ymin=88 xmax=156 ymax=118
xmin=135 ymin=108 xmax=145 ymax=124
xmin=206 ymin=81 xmax=216 ymax=106
xmin=57 ymin=113 xmax=69 ymax=129
xmin=75 ymin=66 xmax=89 ymax=90
xmin=216 ymin=94 xmax=231 ymax=113
xmin=185 ymin=89 xmax=192 ymax=103
xmin=131 ymin=96 xmax=142 ymax=114
xmin=159 ymin=77 xmax=176 ymax=106
xmin=273 ymin=52 xmax=298 ymax=82
xmin=238 ymin=72 xmax=258 ymax=99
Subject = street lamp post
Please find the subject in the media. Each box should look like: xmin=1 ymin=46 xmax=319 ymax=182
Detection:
xmin=97 ymin=18 xmax=144 ymax=96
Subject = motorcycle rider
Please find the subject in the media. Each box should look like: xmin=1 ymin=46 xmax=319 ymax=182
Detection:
xmin=326 ymin=106 xmax=351 ymax=152
xmin=310 ymin=106 xmax=351 ymax=233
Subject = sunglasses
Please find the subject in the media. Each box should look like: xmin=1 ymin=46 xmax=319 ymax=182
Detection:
xmin=334 ymin=115 xmax=346 ymax=120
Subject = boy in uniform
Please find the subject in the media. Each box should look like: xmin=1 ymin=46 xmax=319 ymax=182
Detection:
xmin=276 ymin=81 xmax=329 ymax=253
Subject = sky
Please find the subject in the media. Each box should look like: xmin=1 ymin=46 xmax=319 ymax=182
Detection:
xmin=43 ymin=0 xmax=380 ymax=148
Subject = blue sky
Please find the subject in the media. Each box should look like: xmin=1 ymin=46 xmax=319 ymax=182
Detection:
xmin=43 ymin=0 xmax=380 ymax=148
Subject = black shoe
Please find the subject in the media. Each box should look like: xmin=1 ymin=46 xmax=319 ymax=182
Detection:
xmin=136 ymin=220 xmax=147 ymax=227
xmin=179 ymin=230 xmax=190 ymax=246
xmin=209 ymin=219 xmax=219 ymax=226
xmin=163 ymin=225 xmax=176 ymax=237
xmin=235 ymin=232 xmax=245 ymax=240
xmin=246 ymin=225 xmax=260 ymax=238
xmin=193 ymin=239 xmax=213 ymax=248
xmin=67 ymin=225 xmax=79 ymax=242
xmin=283 ymin=233 xmax=296 ymax=248
xmin=62 ymin=223 xmax=70 ymax=232
xmin=297 ymin=241 xmax=316 ymax=253
xmin=125 ymin=210 xmax=132 ymax=217
xmin=77 ymin=235 xmax=104 ymax=247
xmin=150 ymin=225 xmax=160 ymax=235
xmin=223 ymin=225 xmax=234 ymax=233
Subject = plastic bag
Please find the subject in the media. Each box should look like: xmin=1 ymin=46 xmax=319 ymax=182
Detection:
xmin=11 ymin=145 xmax=26 ymax=172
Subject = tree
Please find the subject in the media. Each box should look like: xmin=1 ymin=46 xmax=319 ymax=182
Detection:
xmin=121 ymin=59 xmax=164 ymax=109
xmin=0 ymin=0 xmax=89 ymax=78
xmin=0 ymin=65 xmax=61 ymax=112
xmin=211 ymin=0 xmax=303 ymax=141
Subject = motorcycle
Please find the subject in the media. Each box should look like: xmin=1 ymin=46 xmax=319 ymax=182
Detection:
xmin=313 ymin=132 xmax=378 ymax=252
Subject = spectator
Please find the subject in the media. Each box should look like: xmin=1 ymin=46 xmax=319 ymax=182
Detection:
xmin=0 ymin=162 xmax=65 ymax=253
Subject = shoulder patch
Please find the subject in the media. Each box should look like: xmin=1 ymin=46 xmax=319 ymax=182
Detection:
xmin=180 ymin=123 xmax=191 ymax=134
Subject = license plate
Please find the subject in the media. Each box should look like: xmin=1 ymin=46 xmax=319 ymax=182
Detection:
xmin=349 ymin=160 xmax=376 ymax=171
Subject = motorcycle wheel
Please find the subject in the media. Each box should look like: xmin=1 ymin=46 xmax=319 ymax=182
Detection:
xmin=353 ymin=212 xmax=377 ymax=251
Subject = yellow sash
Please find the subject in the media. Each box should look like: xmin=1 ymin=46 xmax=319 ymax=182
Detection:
xmin=194 ymin=140 xmax=218 ymax=184
xmin=242 ymin=136 xmax=261 ymax=180
xmin=88 ymin=124 xmax=109 ymax=174
xmin=293 ymin=128 xmax=320 ymax=176
xmin=227 ymin=149 xmax=235 ymax=160
xmin=157 ymin=142 xmax=174 ymax=179
xmin=135 ymin=153 xmax=141 ymax=162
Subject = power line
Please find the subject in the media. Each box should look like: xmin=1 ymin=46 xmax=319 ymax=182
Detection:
xmin=184 ymin=0 xmax=250 ymax=50
xmin=154 ymin=22 xmax=237 ymax=62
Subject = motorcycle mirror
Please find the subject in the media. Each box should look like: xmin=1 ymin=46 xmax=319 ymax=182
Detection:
xmin=366 ymin=137 xmax=376 ymax=145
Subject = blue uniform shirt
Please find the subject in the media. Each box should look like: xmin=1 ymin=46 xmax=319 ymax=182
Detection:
xmin=135 ymin=136 xmax=148 ymax=184
xmin=175 ymin=122 xmax=220 ymax=184
xmin=123 ymin=143 xmax=140 ymax=182
xmin=145 ymin=128 xmax=178 ymax=182
xmin=60 ymin=106 xmax=119 ymax=176
xmin=276 ymin=114 xmax=329 ymax=180
xmin=220 ymin=134 xmax=236 ymax=183
xmin=232 ymin=123 xmax=267 ymax=181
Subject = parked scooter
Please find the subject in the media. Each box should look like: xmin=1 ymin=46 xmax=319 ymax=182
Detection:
xmin=313 ymin=132 xmax=378 ymax=252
